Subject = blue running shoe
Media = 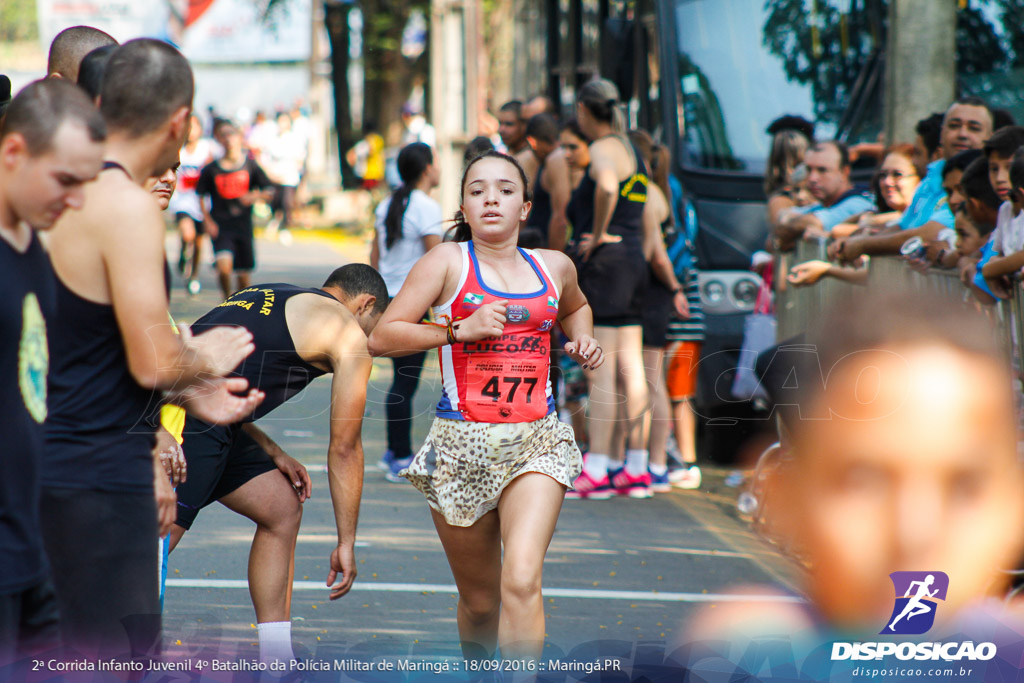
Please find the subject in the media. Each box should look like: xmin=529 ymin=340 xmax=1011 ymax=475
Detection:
xmin=649 ymin=468 xmax=671 ymax=494
xmin=384 ymin=455 xmax=413 ymax=483
xmin=377 ymin=449 xmax=395 ymax=471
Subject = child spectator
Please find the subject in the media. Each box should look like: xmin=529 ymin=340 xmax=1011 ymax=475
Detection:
xmin=980 ymin=148 xmax=1024 ymax=281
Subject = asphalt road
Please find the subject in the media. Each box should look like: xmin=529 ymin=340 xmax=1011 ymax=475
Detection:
xmin=161 ymin=230 xmax=800 ymax=678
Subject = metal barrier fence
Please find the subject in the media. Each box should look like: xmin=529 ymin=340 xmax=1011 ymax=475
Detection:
xmin=774 ymin=239 xmax=860 ymax=341
xmin=775 ymin=247 xmax=1018 ymax=363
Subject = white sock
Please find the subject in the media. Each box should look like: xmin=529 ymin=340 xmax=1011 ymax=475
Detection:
xmin=583 ymin=453 xmax=609 ymax=478
xmin=649 ymin=462 xmax=668 ymax=476
xmin=257 ymin=621 xmax=294 ymax=665
xmin=625 ymin=449 xmax=649 ymax=476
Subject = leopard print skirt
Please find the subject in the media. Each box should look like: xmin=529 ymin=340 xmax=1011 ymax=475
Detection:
xmin=400 ymin=412 xmax=583 ymax=527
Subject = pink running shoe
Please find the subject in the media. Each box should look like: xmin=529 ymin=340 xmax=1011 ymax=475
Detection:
xmin=610 ymin=467 xmax=653 ymax=499
xmin=565 ymin=469 xmax=613 ymax=500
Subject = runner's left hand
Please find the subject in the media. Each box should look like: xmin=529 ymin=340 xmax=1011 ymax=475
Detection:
xmin=564 ymin=335 xmax=604 ymax=370
xmin=272 ymin=453 xmax=312 ymax=502
xmin=155 ymin=427 xmax=188 ymax=486
xmin=327 ymin=543 xmax=357 ymax=600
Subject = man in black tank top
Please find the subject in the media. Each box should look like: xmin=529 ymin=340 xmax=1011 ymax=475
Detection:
xmin=0 ymin=80 xmax=105 ymax=667
xmin=41 ymin=41 xmax=264 ymax=661
xmin=169 ymin=265 xmax=388 ymax=665
xmin=523 ymin=114 xmax=571 ymax=251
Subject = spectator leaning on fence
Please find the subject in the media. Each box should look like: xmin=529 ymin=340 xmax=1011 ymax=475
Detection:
xmin=773 ymin=140 xmax=874 ymax=251
xmin=914 ymin=150 xmax=987 ymax=270
xmin=833 ymin=144 xmax=923 ymax=238
xmin=943 ymin=149 xmax=984 ymax=216
xmin=765 ymin=129 xmax=811 ymax=230
xmin=955 ymin=208 xmax=996 ymax=308
xmin=980 ymin=149 xmax=1024 ymax=282
xmin=926 ymin=156 xmax=1000 ymax=272
xmin=831 ymin=98 xmax=994 ymax=264
xmin=952 ymin=156 xmax=1012 ymax=304
xmin=958 ymin=156 xmax=1002 ymax=235
xmin=969 ymin=128 xmax=1024 ymax=298
xmin=787 ymin=146 xmax=925 ymax=289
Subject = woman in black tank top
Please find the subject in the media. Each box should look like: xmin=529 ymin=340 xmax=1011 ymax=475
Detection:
xmin=565 ymin=79 xmax=655 ymax=500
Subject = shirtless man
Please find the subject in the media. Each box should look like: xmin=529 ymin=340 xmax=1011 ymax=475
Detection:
xmin=523 ymin=113 xmax=571 ymax=251
xmin=0 ymin=79 xmax=105 ymax=665
xmin=498 ymin=100 xmax=538 ymax=189
xmin=170 ymin=264 xmax=389 ymax=665
xmin=41 ymin=39 xmax=262 ymax=659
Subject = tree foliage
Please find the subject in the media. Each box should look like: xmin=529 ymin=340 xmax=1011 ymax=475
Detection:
xmin=0 ymin=0 xmax=39 ymax=43
xmin=761 ymin=0 xmax=1024 ymax=126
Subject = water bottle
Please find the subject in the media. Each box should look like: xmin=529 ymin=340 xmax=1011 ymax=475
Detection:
xmin=737 ymin=492 xmax=758 ymax=515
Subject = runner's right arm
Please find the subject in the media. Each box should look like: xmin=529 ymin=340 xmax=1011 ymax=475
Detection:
xmin=104 ymin=187 xmax=256 ymax=392
xmin=368 ymin=244 xmax=509 ymax=356
xmin=324 ymin=321 xmax=373 ymax=600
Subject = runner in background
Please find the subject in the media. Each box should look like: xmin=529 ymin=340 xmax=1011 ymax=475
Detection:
xmin=170 ymin=114 xmax=214 ymax=295
xmin=197 ymin=120 xmax=274 ymax=299
xmin=264 ymin=111 xmax=306 ymax=243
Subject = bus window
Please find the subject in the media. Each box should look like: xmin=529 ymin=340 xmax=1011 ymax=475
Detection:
xmin=672 ymin=0 xmax=884 ymax=174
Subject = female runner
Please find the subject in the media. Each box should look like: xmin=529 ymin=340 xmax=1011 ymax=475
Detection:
xmin=368 ymin=151 xmax=603 ymax=661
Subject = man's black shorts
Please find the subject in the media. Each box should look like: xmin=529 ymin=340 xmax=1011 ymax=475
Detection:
xmin=212 ymin=230 xmax=255 ymax=271
xmin=175 ymin=417 xmax=277 ymax=530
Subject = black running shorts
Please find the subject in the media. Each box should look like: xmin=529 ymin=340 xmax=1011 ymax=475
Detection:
xmin=175 ymin=417 xmax=277 ymax=530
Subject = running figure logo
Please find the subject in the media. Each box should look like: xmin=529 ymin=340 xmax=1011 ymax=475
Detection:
xmin=882 ymin=571 xmax=949 ymax=635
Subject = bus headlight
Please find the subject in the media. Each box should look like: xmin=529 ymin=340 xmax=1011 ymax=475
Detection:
xmin=732 ymin=278 xmax=759 ymax=307
xmin=703 ymin=279 xmax=726 ymax=305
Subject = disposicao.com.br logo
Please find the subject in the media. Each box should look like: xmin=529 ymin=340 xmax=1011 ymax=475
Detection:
xmin=831 ymin=571 xmax=997 ymax=663
xmin=884 ymin=571 xmax=948 ymax=635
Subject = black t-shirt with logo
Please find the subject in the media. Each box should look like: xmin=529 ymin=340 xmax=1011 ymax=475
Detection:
xmin=196 ymin=157 xmax=271 ymax=234
xmin=0 ymin=231 xmax=56 ymax=594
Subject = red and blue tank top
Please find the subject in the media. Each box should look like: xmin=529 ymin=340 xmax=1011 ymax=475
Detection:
xmin=434 ymin=241 xmax=559 ymax=423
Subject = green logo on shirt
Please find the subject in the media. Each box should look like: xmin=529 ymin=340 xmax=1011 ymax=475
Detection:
xmin=19 ymin=293 xmax=48 ymax=423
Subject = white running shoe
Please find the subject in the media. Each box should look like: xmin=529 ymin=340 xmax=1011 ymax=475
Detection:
xmin=670 ymin=464 xmax=702 ymax=490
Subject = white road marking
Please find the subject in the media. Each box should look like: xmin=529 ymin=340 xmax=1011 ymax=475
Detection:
xmin=166 ymin=578 xmax=802 ymax=603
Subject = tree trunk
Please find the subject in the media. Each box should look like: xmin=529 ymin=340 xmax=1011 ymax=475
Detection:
xmin=324 ymin=0 xmax=359 ymax=187
xmin=484 ymin=0 xmax=515 ymax=110
xmin=362 ymin=0 xmax=428 ymax=143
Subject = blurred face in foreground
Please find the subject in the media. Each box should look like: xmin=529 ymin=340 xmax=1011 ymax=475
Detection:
xmin=774 ymin=344 xmax=1024 ymax=630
